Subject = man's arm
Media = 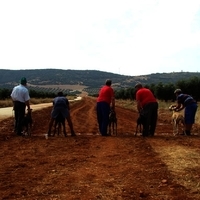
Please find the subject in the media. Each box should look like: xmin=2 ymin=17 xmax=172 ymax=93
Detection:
xmin=175 ymin=102 xmax=184 ymax=112
xmin=111 ymin=96 xmax=115 ymax=110
xmin=25 ymin=100 xmax=31 ymax=111
xmin=136 ymin=100 xmax=142 ymax=113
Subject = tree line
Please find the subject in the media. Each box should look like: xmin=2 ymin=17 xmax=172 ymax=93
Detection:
xmin=114 ymin=76 xmax=200 ymax=101
xmin=0 ymin=76 xmax=200 ymax=101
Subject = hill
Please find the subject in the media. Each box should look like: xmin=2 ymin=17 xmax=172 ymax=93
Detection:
xmin=1 ymin=69 xmax=200 ymax=94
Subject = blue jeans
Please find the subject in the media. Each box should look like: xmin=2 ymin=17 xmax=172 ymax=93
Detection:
xmin=185 ymin=103 xmax=198 ymax=124
xmin=96 ymin=102 xmax=110 ymax=136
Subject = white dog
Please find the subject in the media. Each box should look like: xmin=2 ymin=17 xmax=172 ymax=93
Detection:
xmin=169 ymin=105 xmax=185 ymax=135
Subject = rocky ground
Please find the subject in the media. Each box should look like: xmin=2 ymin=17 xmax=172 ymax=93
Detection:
xmin=0 ymin=97 xmax=200 ymax=200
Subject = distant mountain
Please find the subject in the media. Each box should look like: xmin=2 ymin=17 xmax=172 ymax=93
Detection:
xmin=1 ymin=69 xmax=200 ymax=92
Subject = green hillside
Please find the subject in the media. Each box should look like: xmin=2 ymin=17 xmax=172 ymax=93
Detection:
xmin=1 ymin=69 xmax=200 ymax=91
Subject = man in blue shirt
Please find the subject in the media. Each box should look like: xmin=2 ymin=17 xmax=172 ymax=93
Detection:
xmin=174 ymin=89 xmax=198 ymax=135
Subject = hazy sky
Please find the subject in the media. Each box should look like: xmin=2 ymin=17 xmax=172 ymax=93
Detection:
xmin=0 ymin=0 xmax=200 ymax=76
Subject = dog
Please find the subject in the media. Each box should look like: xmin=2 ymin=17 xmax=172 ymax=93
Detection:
xmin=21 ymin=109 xmax=33 ymax=136
xmin=108 ymin=109 xmax=117 ymax=135
xmin=169 ymin=105 xmax=185 ymax=135
xmin=135 ymin=113 xmax=145 ymax=136
xmin=53 ymin=113 xmax=67 ymax=137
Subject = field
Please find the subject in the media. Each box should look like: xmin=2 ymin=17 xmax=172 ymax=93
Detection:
xmin=0 ymin=97 xmax=200 ymax=200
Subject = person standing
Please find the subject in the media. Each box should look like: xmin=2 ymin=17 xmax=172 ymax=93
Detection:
xmin=135 ymin=83 xmax=158 ymax=137
xmin=11 ymin=77 xmax=31 ymax=136
xmin=47 ymin=92 xmax=76 ymax=136
xmin=96 ymin=79 xmax=115 ymax=136
xmin=173 ymin=89 xmax=198 ymax=136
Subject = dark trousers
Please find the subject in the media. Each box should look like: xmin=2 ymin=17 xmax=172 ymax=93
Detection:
xmin=14 ymin=101 xmax=26 ymax=135
xmin=96 ymin=102 xmax=110 ymax=136
xmin=142 ymin=102 xmax=158 ymax=136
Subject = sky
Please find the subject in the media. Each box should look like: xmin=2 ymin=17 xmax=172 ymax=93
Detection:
xmin=0 ymin=0 xmax=200 ymax=76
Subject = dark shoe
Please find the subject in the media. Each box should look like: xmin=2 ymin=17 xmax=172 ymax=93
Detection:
xmin=185 ymin=130 xmax=191 ymax=136
xmin=71 ymin=131 xmax=76 ymax=136
xmin=47 ymin=131 xmax=51 ymax=137
xmin=102 ymin=133 xmax=110 ymax=136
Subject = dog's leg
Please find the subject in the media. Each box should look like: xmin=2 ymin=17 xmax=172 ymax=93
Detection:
xmin=173 ymin=120 xmax=177 ymax=136
xmin=139 ymin=124 xmax=142 ymax=134
xmin=27 ymin=124 xmax=31 ymax=136
xmin=53 ymin=121 xmax=57 ymax=136
xmin=58 ymin=121 xmax=62 ymax=135
xmin=135 ymin=124 xmax=138 ymax=136
xmin=62 ymin=121 xmax=67 ymax=137
xmin=108 ymin=123 xmax=111 ymax=135
xmin=111 ymin=122 xmax=114 ymax=135
xmin=115 ymin=121 xmax=117 ymax=136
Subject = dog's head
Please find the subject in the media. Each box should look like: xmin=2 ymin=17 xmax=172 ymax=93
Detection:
xmin=169 ymin=105 xmax=176 ymax=111
xmin=26 ymin=108 xmax=32 ymax=114
xmin=109 ymin=109 xmax=116 ymax=120
xmin=137 ymin=114 xmax=145 ymax=124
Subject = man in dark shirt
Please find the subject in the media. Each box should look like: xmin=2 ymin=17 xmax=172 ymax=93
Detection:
xmin=174 ymin=89 xmax=198 ymax=135
xmin=47 ymin=92 xmax=76 ymax=136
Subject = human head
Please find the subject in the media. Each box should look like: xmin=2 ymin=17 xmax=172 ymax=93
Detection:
xmin=57 ymin=91 xmax=64 ymax=96
xmin=134 ymin=82 xmax=143 ymax=90
xmin=105 ymin=79 xmax=112 ymax=86
xmin=174 ymin=89 xmax=182 ymax=95
xmin=20 ymin=77 xmax=27 ymax=85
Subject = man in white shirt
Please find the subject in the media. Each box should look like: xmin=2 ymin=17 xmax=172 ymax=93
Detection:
xmin=11 ymin=77 xmax=31 ymax=136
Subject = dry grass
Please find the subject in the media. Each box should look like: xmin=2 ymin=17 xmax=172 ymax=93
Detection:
xmin=0 ymin=99 xmax=13 ymax=108
xmin=115 ymin=99 xmax=136 ymax=111
xmin=0 ymin=96 xmax=76 ymax=108
xmin=149 ymin=140 xmax=200 ymax=195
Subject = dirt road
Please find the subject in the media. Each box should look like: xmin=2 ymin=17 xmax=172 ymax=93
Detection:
xmin=1 ymin=97 xmax=200 ymax=199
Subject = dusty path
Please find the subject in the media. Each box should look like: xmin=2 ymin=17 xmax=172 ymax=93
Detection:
xmin=0 ymin=97 xmax=200 ymax=199
xmin=0 ymin=103 xmax=52 ymax=120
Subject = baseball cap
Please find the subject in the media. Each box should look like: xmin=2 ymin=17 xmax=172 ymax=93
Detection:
xmin=20 ymin=77 xmax=27 ymax=85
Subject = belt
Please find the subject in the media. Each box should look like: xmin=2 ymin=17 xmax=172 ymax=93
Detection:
xmin=14 ymin=101 xmax=25 ymax=104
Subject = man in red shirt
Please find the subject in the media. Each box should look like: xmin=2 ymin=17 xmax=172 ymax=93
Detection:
xmin=135 ymin=83 xmax=158 ymax=137
xmin=97 ymin=79 xmax=115 ymax=136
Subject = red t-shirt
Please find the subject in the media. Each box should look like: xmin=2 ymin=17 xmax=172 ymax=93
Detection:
xmin=136 ymin=88 xmax=157 ymax=107
xmin=97 ymin=85 xmax=114 ymax=104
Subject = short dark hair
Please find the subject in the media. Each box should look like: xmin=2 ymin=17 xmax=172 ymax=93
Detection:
xmin=105 ymin=79 xmax=112 ymax=86
xmin=57 ymin=91 xmax=64 ymax=96
xmin=134 ymin=82 xmax=142 ymax=89
xmin=174 ymin=89 xmax=182 ymax=94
